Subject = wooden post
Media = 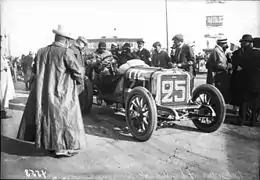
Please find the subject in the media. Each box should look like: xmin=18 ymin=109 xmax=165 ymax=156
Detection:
xmin=165 ymin=0 xmax=169 ymax=53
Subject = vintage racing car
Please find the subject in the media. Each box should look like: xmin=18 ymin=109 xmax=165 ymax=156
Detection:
xmin=80 ymin=59 xmax=226 ymax=141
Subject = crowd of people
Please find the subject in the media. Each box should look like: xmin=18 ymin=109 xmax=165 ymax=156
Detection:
xmin=1 ymin=25 xmax=259 ymax=158
xmin=206 ymin=34 xmax=260 ymax=126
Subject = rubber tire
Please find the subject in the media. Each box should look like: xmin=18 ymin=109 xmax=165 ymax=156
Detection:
xmin=192 ymin=84 xmax=226 ymax=133
xmin=79 ymin=78 xmax=93 ymax=114
xmin=126 ymin=87 xmax=157 ymax=142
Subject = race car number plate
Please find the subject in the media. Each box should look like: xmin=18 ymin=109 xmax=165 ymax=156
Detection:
xmin=160 ymin=74 xmax=188 ymax=105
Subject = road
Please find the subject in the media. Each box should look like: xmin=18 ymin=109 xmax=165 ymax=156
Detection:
xmin=1 ymin=74 xmax=260 ymax=180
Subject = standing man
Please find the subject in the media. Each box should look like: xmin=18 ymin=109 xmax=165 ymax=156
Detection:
xmin=206 ymin=37 xmax=230 ymax=102
xmin=70 ymin=36 xmax=89 ymax=112
xmin=70 ymin=36 xmax=88 ymax=74
xmin=151 ymin=41 xmax=171 ymax=68
xmin=170 ymin=34 xmax=196 ymax=92
xmin=70 ymin=37 xmax=88 ymax=87
xmin=238 ymin=37 xmax=260 ymax=126
xmin=0 ymin=55 xmax=15 ymax=119
xmin=230 ymin=34 xmax=254 ymax=106
xmin=17 ymin=25 xmax=86 ymax=157
xmin=21 ymin=51 xmax=34 ymax=90
xmin=135 ymin=40 xmax=151 ymax=66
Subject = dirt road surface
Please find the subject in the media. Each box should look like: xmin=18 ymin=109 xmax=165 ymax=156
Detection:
xmin=1 ymin=75 xmax=260 ymax=180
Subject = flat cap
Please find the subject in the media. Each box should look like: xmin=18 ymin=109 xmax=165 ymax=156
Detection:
xmin=172 ymin=34 xmax=184 ymax=42
xmin=153 ymin=41 xmax=161 ymax=47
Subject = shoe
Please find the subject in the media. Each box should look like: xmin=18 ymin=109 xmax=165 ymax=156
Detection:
xmin=54 ymin=150 xmax=78 ymax=158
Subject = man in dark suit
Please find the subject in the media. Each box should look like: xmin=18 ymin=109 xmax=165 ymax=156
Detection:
xmin=240 ymin=37 xmax=260 ymax=126
xmin=136 ymin=40 xmax=151 ymax=66
xmin=118 ymin=43 xmax=139 ymax=66
xmin=151 ymin=41 xmax=171 ymax=68
xmin=230 ymin=34 xmax=254 ymax=107
xmin=170 ymin=34 xmax=196 ymax=92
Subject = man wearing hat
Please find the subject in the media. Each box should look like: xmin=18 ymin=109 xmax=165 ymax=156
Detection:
xmin=136 ymin=40 xmax=151 ymax=66
xmin=70 ymin=36 xmax=89 ymax=111
xmin=93 ymin=41 xmax=116 ymax=75
xmin=118 ymin=42 xmax=139 ymax=66
xmin=70 ymin=37 xmax=88 ymax=82
xmin=230 ymin=34 xmax=254 ymax=107
xmin=170 ymin=34 xmax=196 ymax=92
xmin=17 ymin=25 xmax=86 ymax=158
xmin=110 ymin=43 xmax=120 ymax=61
xmin=151 ymin=41 xmax=171 ymax=68
xmin=233 ymin=35 xmax=260 ymax=125
xmin=206 ymin=37 xmax=230 ymax=102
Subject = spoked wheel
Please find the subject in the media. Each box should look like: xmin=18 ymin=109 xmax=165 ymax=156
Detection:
xmin=126 ymin=87 xmax=157 ymax=141
xmin=192 ymin=84 xmax=226 ymax=133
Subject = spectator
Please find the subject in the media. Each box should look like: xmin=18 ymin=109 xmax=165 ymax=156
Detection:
xmin=135 ymin=40 xmax=151 ymax=66
xmin=0 ymin=54 xmax=15 ymax=119
xmin=17 ymin=25 xmax=86 ymax=157
xmin=151 ymin=41 xmax=171 ymax=68
xmin=171 ymin=34 xmax=196 ymax=92
xmin=206 ymin=37 xmax=230 ymax=102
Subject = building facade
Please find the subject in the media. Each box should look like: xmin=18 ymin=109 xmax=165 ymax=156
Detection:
xmin=87 ymin=36 xmax=143 ymax=50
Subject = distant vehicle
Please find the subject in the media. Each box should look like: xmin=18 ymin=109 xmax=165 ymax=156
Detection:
xmin=80 ymin=58 xmax=226 ymax=141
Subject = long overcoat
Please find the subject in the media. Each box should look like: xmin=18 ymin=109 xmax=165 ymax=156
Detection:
xmin=17 ymin=42 xmax=86 ymax=151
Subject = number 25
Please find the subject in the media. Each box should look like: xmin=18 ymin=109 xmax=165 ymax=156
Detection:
xmin=162 ymin=80 xmax=186 ymax=103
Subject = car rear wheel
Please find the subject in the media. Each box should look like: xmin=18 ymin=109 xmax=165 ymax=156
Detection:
xmin=192 ymin=84 xmax=226 ymax=133
xmin=126 ymin=87 xmax=157 ymax=141
xmin=79 ymin=77 xmax=93 ymax=114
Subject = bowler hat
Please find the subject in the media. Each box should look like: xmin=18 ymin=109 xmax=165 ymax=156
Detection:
xmin=52 ymin=25 xmax=75 ymax=40
xmin=239 ymin=34 xmax=253 ymax=42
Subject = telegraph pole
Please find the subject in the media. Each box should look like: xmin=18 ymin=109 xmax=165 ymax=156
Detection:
xmin=165 ymin=0 xmax=169 ymax=53
xmin=8 ymin=34 xmax=11 ymax=56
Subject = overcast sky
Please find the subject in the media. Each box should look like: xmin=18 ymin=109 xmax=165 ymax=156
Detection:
xmin=1 ymin=0 xmax=260 ymax=56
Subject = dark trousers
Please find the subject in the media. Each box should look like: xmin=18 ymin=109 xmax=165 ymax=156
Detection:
xmin=207 ymin=70 xmax=230 ymax=103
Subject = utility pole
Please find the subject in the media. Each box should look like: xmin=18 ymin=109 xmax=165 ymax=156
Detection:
xmin=165 ymin=0 xmax=169 ymax=53
xmin=8 ymin=34 xmax=11 ymax=56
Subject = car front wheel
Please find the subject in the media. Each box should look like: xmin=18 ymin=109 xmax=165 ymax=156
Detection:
xmin=192 ymin=84 xmax=226 ymax=133
xmin=126 ymin=87 xmax=157 ymax=141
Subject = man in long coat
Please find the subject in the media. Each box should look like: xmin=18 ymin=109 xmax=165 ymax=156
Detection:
xmin=17 ymin=25 xmax=86 ymax=157
xmin=230 ymin=34 xmax=254 ymax=106
xmin=240 ymin=38 xmax=260 ymax=126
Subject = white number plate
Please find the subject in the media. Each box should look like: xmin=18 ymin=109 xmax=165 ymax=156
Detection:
xmin=161 ymin=76 xmax=187 ymax=104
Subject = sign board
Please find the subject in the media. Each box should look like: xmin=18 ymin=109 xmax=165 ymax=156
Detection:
xmin=206 ymin=16 xmax=224 ymax=27
xmin=206 ymin=0 xmax=225 ymax=3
